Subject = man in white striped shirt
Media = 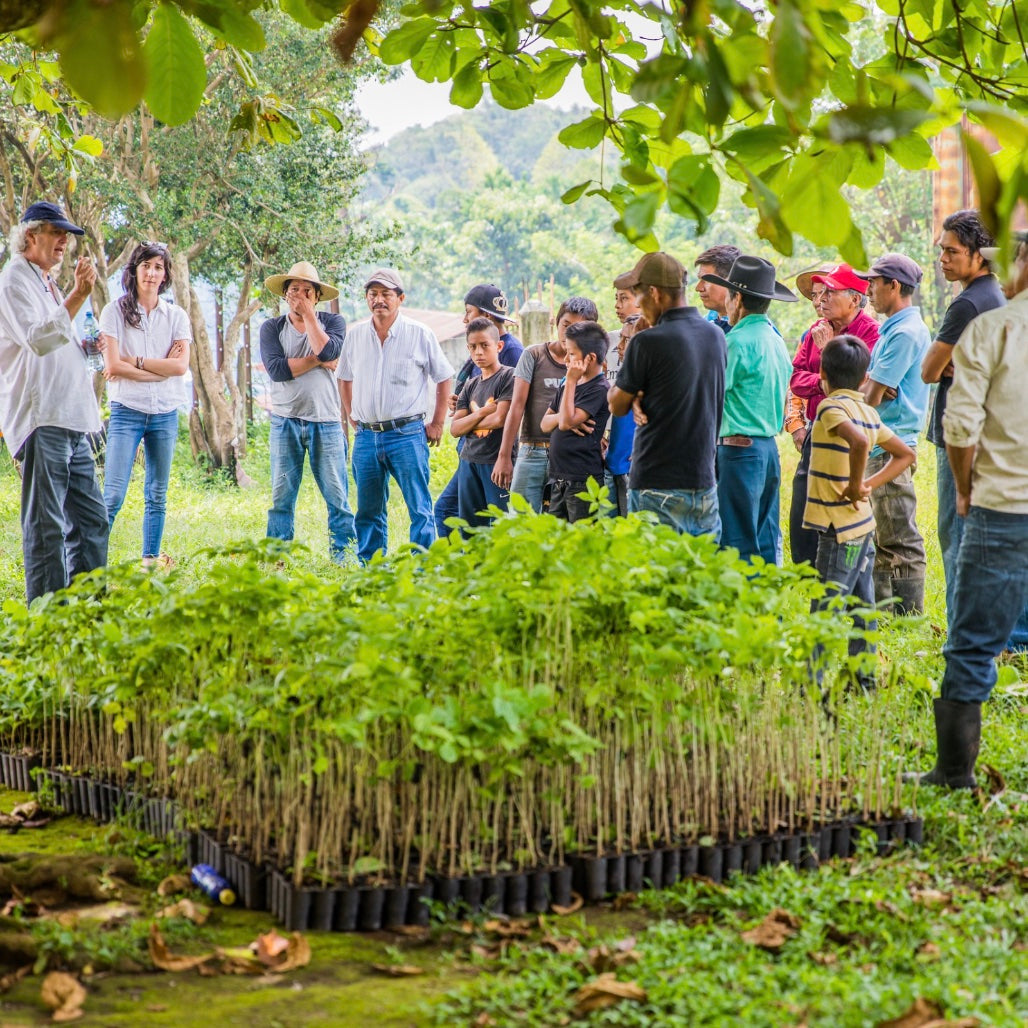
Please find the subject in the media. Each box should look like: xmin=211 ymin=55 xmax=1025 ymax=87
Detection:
xmin=337 ymin=269 xmax=453 ymax=562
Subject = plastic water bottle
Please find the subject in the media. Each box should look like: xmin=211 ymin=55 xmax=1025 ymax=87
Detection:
xmin=190 ymin=864 xmax=236 ymax=905
xmin=82 ymin=310 xmax=103 ymax=373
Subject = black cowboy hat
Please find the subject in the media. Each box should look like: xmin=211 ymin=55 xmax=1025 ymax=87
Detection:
xmin=699 ymin=255 xmax=797 ymax=302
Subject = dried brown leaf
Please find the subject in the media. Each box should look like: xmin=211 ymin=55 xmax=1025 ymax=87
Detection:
xmin=40 ymin=972 xmax=86 ymax=1023
xmin=979 ymin=763 xmax=1006 ymax=796
xmin=910 ymin=889 xmax=954 ymax=908
xmin=268 ymin=933 xmax=311 ymax=974
xmin=156 ymin=874 xmax=191 ymax=897
xmin=0 ymin=965 xmax=32 ymax=994
xmin=473 ymin=1015 xmax=496 ymax=1027
xmin=255 ymin=931 xmax=291 ymax=964
xmin=741 ymin=908 xmax=801 ymax=951
xmin=540 ymin=934 xmax=581 ymax=956
xmin=155 ymin=899 xmax=209 ymax=925
xmin=875 ymin=996 xmax=980 ymax=1027
xmin=11 ymin=800 xmax=40 ymax=820
xmin=572 ymin=972 xmax=647 ymax=1015
xmin=550 ymin=892 xmax=584 ymax=916
xmin=371 ymin=963 xmax=425 ymax=977
xmin=808 ymin=950 xmax=838 ymax=966
xmin=484 ymin=918 xmax=532 ymax=938
xmin=148 ymin=924 xmax=216 ymax=973
xmin=611 ymin=892 xmax=638 ymax=911
xmin=916 ymin=942 xmax=941 ymax=960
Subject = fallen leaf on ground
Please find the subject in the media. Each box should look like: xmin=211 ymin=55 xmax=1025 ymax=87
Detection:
xmin=910 ymin=889 xmax=954 ymax=909
xmin=0 ymin=965 xmax=32 ymax=993
xmin=255 ymin=932 xmax=291 ymax=964
xmin=550 ymin=892 xmax=583 ymax=916
xmin=156 ymin=874 xmax=191 ymax=897
xmin=483 ymin=919 xmax=532 ymax=938
xmin=40 ymin=972 xmax=86 ymax=1023
xmin=540 ymin=934 xmax=581 ymax=955
xmin=586 ymin=942 xmax=642 ymax=973
xmin=371 ymin=963 xmax=424 ymax=977
xmin=612 ymin=892 xmax=638 ymax=911
xmin=57 ymin=902 xmax=139 ymax=929
xmin=573 ymin=973 xmax=647 ymax=1015
xmin=265 ymin=933 xmax=310 ymax=973
xmin=11 ymin=800 xmax=41 ymax=820
xmin=916 ymin=942 xmax=941 ymax=960
xmin=741 ymin=909 xmax=801 ymax=951
xmin=808 ymin=951 xmax=837 ymax=966
xmin=875 ymin=996 xmax=979 ymax=1027
xmin=979 ymin=763 xmax=1006 ymax=797
xmin=148 ymin=924 xmax=216 ymax=973
xmin=155 ymin=899 xmax=209 ymax=925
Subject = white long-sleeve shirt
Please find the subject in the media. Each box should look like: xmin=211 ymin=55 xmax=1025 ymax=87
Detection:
xmin=942 ymin=287 xmax=1028 ymax=514
xmin=0 ymin=254 xmax=100 ymax=457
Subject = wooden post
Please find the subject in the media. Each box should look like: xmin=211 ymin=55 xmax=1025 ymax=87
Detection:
xmin=519 ymin=298 xmax=551 ymax=348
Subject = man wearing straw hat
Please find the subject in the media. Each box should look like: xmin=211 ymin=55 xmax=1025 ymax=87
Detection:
xmin=260 ymin=261 xmax=355 ymax=562
xmin=699 ymin=255 xmax=797 ymax=563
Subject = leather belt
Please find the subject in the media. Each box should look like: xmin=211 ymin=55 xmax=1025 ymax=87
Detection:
xmin=358 ymin=414 xmax=425 ymax=433
xmin=718 ymin=435 xmax=753 ymax=447
xmin=522 ymin=441 xmax=550 ymax=449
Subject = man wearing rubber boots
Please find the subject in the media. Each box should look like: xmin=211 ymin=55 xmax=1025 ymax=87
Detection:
xmin=915 ymin=232 xmax=1028 ymax=789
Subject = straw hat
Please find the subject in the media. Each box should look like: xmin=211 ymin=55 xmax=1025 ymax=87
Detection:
xmin=265 ymin=261 xmax=339 ymax=302
xmin=793 ymin=263 xmax=837 ymax=301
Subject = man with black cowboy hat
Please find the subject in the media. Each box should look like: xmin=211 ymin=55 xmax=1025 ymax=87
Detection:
xmin=0 ymin=200 xmax=107 ymax=603
xmin=260 ymin=260 xmax=354 ymax=562
xmin=608 ymin=251 xmax=726 ymax=536
xmin=337 ymin=268 xmax=453 ymax=562
xmin=700 ymin=255 xmax=796 ymax=563
xmin=434 ymin=283 xmax=522 ymax=537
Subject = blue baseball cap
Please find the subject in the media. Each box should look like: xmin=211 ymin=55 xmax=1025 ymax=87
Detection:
xmin=20 ymin=201 xmax=85 ymax=235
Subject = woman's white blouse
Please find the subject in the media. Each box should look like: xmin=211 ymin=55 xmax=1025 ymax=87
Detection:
xmin=98 ymin=298 xmax=192 ymax=414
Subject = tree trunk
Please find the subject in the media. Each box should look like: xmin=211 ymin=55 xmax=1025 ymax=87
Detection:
xmin=170 ymin=251 xmax=240 ymax=479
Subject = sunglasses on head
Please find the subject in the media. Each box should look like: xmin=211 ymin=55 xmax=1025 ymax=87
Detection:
xmin=141 ymin=240 xmax=169 ymax=253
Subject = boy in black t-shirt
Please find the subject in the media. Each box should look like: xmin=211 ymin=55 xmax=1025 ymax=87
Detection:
xmin=540 ymin=321 xmax=611 ymax=522
xmin=451 ymin=318 xmax=517 ymax=533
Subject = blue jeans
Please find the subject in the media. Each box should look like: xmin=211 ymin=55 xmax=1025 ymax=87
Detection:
xmin=434 ymin=471 xmax=460 ymax=537
xmin=267 ymin=416 xmax=355 ymax=562
xmin=510 ymin=444 xmax=549 ymax=513
xmin=19 ymin=425 xmax=108 ymax=603
xmin=717 ymin=436 xmax=781 ymax=564
xmin=457 ymin=460 xmax=508 ymax=533
xmin=942 ymin=506 xmax=1028 ymax=703
xmin=104 ymin=403 xmax=179 ymax=558
xmin=628 ymin=485 xmax=721 ymax=539
xmin=352 ymin=420 xmax=434 ymax=562
xmin=810 ymin=528 xmax=877 ymax=690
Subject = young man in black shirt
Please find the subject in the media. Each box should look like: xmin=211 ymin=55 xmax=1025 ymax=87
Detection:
xmin=608 ymin=251 xmax=727 ymax=536
xmin=921 ymin=210 xmax=1006 ymax=623
xmin=540 ymin=321 xmax=611 ymax=522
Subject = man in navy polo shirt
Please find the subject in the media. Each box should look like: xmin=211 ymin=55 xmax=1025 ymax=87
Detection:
xmin=608 ymin=252 xmax=726 ymax=536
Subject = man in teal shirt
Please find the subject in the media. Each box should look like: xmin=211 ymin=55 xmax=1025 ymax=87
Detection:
xmin=856 ymin=253 xmax=932 ymax=614
xmin=700 ymin=256 xmax=797 ymax=562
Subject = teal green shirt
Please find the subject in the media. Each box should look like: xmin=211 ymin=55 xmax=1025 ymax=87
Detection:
xmin=721 ymin=313 xmax=791 ymax=437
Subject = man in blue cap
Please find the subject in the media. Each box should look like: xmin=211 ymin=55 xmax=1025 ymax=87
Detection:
xmin=0 ymin=201 xmax=107 ymax=603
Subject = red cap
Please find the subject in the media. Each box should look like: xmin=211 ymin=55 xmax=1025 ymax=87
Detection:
xmin=810 ymin=263 xmax=868 ymax=295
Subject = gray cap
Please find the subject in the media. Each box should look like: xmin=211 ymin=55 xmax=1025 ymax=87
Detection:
xmin=364 ymin=268 xmax=404 ymax=293
xmin=855 ymin=253 xmax=923 ymax=289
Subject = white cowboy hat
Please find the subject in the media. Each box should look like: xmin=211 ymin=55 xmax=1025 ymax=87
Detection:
xmin=265 ymin=261 xmax=339 ymax=302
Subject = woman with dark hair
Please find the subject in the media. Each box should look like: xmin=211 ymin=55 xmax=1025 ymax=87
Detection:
xmin=99 ymin=241 xmax=191 ymax=566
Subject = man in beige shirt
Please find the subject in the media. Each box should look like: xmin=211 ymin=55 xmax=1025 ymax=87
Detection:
xmin=913 ymin=232 xmax=1028 ymax=790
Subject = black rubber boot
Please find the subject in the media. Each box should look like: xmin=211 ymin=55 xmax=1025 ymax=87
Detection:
xmin=890 ymin=576 xmax=925 ymax=616
xmin=872 ymin=570 xmax=893 ymax=609
xmin=918 ymin=698 xmax=981 ymax=789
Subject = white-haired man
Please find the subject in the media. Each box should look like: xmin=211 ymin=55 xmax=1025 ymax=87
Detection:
xmin=0 ymin=201 xmax=106 ymax=603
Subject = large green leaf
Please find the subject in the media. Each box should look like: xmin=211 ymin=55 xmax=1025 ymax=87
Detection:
xmin=378 ymin=19 xmax=437 ymax=65
xmin=770 ymin=0 xmax=812 ymax=109
xmin=450 ymin=60 xmax=483 ymax=109
xmin=143 ymin=5 xmax=207 ymax=127
xmin=780 ymin=161 xmax=852 ymax=246
xmin=558 ymin=114 xmax=607 ymax=150
xmin=57 ymin=0 xmax=145 ymax=118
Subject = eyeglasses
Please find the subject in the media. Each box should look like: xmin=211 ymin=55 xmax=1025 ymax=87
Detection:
xmin=142 ymin=240 xmax=169 ymax=253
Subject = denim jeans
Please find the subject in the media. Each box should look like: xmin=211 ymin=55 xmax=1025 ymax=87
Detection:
xmin=19 ymin=425 xmax=108 ymax=603
xmin=267 ymin=416 xmax=355 ymax=563
xmin=603 ymin=469 xmax=629 ymax=517
xmin=941 ymin=506 xmax=1028 ymax=703
xmin=457 ymin=460 xmax=508 ymax=533
xmin=936 ymin=444 xmax=963 ymax=622
xmin=629 ymin=485 xmax=721 ymax=539
xmin=716 ymin=437 xmax=781 ymax=564
xmin=809 ymin=528 xmax=877 ymax=690
xmin=510 ymin=444 xmax=549 ymax=513
xmin=104 ymin=403 xmax=179 ymax=558
xmin=549 ymin=480 xmax=594 ymax=523
xmin=352 ymin=420 xmax=434 ymax=562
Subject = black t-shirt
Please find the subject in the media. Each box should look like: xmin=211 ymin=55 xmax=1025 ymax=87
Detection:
xmin=548 ymin=374 xmax=610 ymax=482
xmin=926 ymin=275 xmax=1006 ymax=445
xmin=615 ymin=306 xmax=726 ymax=490
xmin=455 ymin=367 xmax=516 ymax=464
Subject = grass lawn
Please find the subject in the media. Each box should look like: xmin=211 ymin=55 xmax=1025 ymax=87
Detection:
xmin=0 ymin=422 xmax=1025 ymax=1026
